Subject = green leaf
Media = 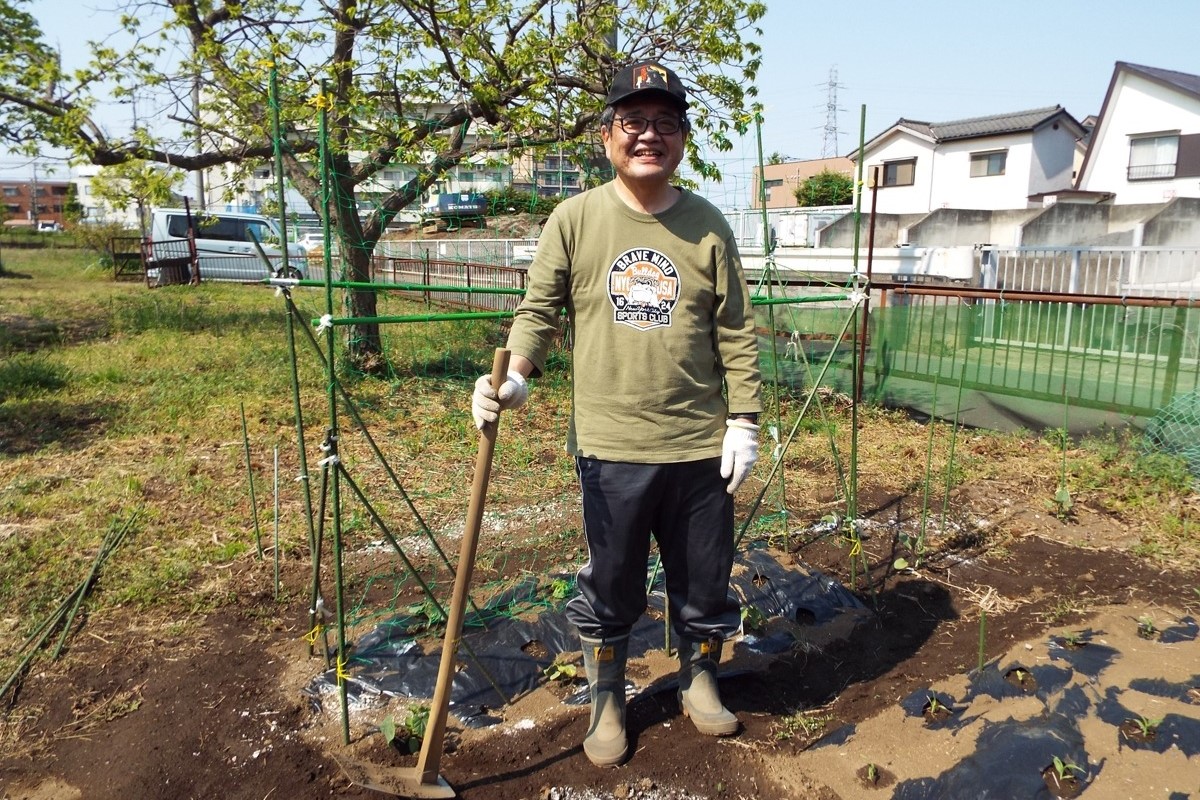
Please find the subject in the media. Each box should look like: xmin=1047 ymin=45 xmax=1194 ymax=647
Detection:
xmin=893 ymin=557 xmax=910 ymax=571
xmin=379 ymin=715 xmax=397 ymax=744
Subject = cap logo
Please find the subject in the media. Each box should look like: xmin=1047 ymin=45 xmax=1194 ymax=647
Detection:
xmin=633 ymin=64 xmax=670 ymax=92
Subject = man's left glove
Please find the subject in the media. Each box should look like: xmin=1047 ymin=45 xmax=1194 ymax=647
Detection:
xmin=471 ymin=370 xmax=528 ymax=429
xmin=720 ymin=418 xmax=760 ymax=494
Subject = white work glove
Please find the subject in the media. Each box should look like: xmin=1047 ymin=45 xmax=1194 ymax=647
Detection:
xmin=720 ymin=418 xmax=760 ymax=494
xmin=471 ymin=370 xmax=528 ymax=429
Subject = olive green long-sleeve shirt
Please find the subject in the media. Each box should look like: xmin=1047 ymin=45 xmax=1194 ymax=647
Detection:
xmin=506 ymin=182 xmax=762 ymax=463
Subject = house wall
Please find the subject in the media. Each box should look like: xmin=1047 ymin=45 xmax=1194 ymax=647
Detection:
xmin=752 ymin=157 xmax=855 ymax=209
xmin=1079 ymin=71 xmax=1200 ymax=204
xmin=1028 ymin=121 xmax=1082 ymax=196
xmin=862 ymin=130 xmax=936 ymax=215
xmin=72 ymin=166 xmax=145 ymax=230
xmin=0 ymin=180 xmax=70 ymax=227
xmin=926 ymin=133 xmax=1033 ymax=210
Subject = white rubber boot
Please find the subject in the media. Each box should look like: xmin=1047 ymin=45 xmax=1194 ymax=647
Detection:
xmin=677 ymin=636 xmax=739 ymax=736
xmin=580 ymin=634 xmax=629 ymax=766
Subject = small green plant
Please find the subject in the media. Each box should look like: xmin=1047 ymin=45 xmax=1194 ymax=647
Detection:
xmin=542 ymin=660 xmax=578 ymax=682
xmin=380 ymin=704 xmax=432 ymax=754
xmin=1058 ymin=630 xmax=1086 ymax=648
xmin=865 ymin=763 xmax=878 ymax=783
xmin=773 ymin=711 xmax=833 ymax=741
xmin=1050 ymin=485 xmax=1074 ymax=520
xmin=548 ymin=577 xmax=572 ymax=601
xmin=1135 ymin=615 xmax=1158 ymax=638
xmin=1049 ymin=755 xmax=1085 ymax=782
xmin=925 ymin=694 xmax=942 ymax=714
xmin=1012 ymin=668 xmax=1030 ymax=685
xmin=1128 ymin=715 xmax=1163 ymax=737
xmin=405 ymin=704 xmax=430 ymax=741
xmin=740 ymin=605 xmax=766 ymax=634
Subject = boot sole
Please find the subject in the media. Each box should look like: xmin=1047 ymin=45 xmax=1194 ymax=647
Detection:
xmin=680 ymin=702 xmax=740 ymax=736
xmin=583 ymin=741 xmax=628 ymax=767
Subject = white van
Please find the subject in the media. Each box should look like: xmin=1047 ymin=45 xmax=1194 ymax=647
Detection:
xmin=148 ymin=208 xmax=307 ymax=282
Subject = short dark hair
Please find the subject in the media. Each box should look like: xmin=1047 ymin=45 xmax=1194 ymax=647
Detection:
xmin=599 ymin=105 xmax=691 ymax=136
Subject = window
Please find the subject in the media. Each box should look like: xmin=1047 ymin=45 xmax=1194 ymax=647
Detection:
xmin=970 ymin=150 xmax=1007 ymax=177
xmin=2 ymin=187 xmax=18 ymax=196
xmin=5 ymin=204 xmax=20 ymax=214
xmin=1128 ymin=133 xmax=1179 ymax=180
xmin=459 ymin=171 xmax=475 ymax=182
xmin=882 ymin=158 xmax=916 ymax=187
xmin=383 ymin=170 xmax=403 ymax=183
xmin=763 ymin=177 xmax=784 ymax=201
xmin=252 ymin=167 xmax=271 ymax=179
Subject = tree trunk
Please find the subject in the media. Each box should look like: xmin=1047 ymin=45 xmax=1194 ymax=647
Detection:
xmin=343 ymin=244 xmax=385 ymax=374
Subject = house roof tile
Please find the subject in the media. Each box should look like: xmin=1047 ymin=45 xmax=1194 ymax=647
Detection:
xmin=928 ymin=106 xmax=1067 ymax=141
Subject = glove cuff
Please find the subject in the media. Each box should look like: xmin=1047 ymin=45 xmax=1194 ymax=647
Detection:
xmin=726 ymin=418 xmax=760 ymax=433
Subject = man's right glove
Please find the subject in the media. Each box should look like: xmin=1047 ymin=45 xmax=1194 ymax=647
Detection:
xmin=720 ymin=418 xmax=760 ymax=494
xmin=471 ymin=370 xmax=528 ymax=429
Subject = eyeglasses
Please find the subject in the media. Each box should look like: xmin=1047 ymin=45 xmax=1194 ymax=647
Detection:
xmin=612 ymin=115 xmax=683 ymax=136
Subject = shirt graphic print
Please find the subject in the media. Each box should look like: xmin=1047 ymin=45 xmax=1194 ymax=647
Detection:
xmin=607 ymin=248 xmax=681 ymax=330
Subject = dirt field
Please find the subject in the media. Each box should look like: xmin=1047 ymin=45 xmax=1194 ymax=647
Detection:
xmin=2 ymin=478 xmax=1197 ymax=800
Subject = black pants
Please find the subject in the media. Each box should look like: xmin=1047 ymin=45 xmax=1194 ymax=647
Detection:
xmin=564 ymin=456 xmax=741 ymax=642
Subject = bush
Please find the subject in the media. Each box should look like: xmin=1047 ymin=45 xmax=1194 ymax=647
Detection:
xmin=481 ymin=188 xmax=563 ymax=217
xmin=71 ymin=221 xmax=139 ymax=260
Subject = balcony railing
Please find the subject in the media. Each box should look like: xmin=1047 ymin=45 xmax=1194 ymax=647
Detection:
xmin=1127 ymin=163 xmax=1176 ymax=180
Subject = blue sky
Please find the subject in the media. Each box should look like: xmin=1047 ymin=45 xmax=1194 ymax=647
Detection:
xmin=6 ymin=0 xmax=1200 ymax=209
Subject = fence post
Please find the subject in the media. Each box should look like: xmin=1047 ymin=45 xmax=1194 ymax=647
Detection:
xmin=423 ymin=249 xmax=431 ymax=305
xmin=1162 ymin=306 xmax=1187 ymax=406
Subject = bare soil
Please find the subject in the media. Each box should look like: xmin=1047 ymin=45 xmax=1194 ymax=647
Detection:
xmin=3 ymin=481 xmax=1198 ymax=800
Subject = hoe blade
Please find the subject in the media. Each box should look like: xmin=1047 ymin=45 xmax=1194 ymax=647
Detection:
xmin=334 ymin=755 xmax=455 ymax=798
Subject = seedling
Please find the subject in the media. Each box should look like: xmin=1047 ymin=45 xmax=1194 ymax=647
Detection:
xmin=542 ymin=660 xmax=578 ymax=682
xmin=1012 ymin=668 xmax=1030 ymax=685
xmin=773 ymin=711 xmax=833 ymax=741
xmin=1128 ymin=715 xmax=1163 ymax=738
xmin=1058 ymin=630 xmax=1085 ymax=648
xmin=865 ymin=763 xmax=878 ymax=783
xmin=548 ymin=577 xmax=572 ymax=601
xmin=925 ymin=694 xmax=943 ymax=714
xmin=377 ymin=705 xmax=430 ymax=753
xmin=1135 ymin=615 xmax=1159 ymax=639
xmin=1050 ymin=485 xmax=1074 ymax=521
xmin=740 ymin=605 xmax=766 ymax=634
xmin=1049 ymin=755 xmax=1085 ymax=782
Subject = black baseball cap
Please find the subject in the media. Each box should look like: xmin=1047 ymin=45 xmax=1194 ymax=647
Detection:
xmin=605 ymin=60 xmax=689 ymax=110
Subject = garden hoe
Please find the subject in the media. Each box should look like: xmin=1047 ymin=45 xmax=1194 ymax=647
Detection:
xmin=336 ymin=348 xmax=510 ymax=798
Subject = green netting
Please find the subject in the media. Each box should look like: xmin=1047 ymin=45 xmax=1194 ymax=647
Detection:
xmin=1144 ymin=389 xmax=1200 ymax=483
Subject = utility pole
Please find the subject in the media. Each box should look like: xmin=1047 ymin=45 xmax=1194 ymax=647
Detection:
xmin=29 ymin=163 xmax=39 ymax=224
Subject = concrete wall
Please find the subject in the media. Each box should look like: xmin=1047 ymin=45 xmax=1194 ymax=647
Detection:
xmin=906 ymin=208 xmax=997 ymax=246
xmin=1143 ymin=197 xmax=1200 ymax=245
xmin=1019 ymin=203 xmax=1112 ymax=245
xmin=807 ymin=199 xmax=1200 ymax=248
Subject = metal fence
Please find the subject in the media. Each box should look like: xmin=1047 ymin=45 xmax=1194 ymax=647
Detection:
xmin=984 ymin=245 xmax=1200 ymax=299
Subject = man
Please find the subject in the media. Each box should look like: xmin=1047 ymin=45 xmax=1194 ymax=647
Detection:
xmin=471 ymin=60 xmax=762 ymax=767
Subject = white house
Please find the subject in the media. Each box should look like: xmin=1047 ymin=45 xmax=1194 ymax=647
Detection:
xmin=1075 ymin=62 xmax=1200 ymax=204
xmin=853 ymin=107 xmax=1087 ymax=215
xmin=71 ymin=165 xmax=143 ymax=230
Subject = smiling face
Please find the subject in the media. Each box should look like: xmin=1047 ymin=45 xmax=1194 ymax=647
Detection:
xmin=601 ymin=96 xmax=687 ymax=194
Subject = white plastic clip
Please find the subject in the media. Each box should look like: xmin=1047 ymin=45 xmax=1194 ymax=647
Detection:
xmin=315 ymin=314 xmax=334 ymax=333
xmin=769 ymin=424 xmax=782 ymax=462
xmin=847 ymin=289 xmax=868 ymax=307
